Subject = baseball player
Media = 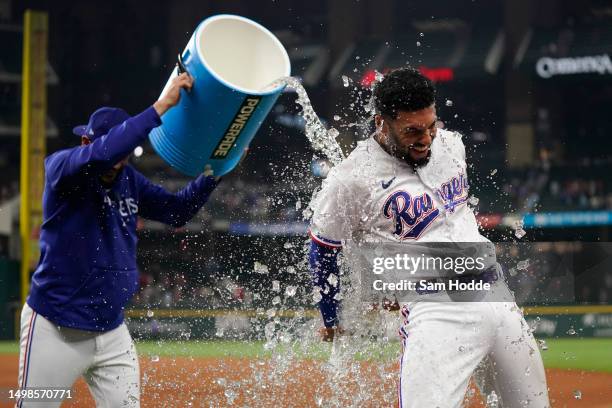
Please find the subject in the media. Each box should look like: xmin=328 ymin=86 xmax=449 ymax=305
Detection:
xmin=309 ymin=68 xmax=550 ymax=407
xmin=16 ymin=72 xmax=218 ymax=407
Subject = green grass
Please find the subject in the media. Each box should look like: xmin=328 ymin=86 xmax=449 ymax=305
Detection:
xmin=0 ymin=341 xmax=18 ymax=354
xmin=1 ymin=338 xmax=611 ymax=372
xmin=136 ymin=340 xmax=268 ymax=359
xmin=133 ymin=339 xmax=404 ymax=361
xmin=540 ymin=338 xmax=612 ymax=372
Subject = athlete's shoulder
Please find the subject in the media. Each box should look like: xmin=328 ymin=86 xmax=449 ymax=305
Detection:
xmin=43 ymin=147 xmax=83 ymax=179
xmin=437 ymin=127 xmax=464 ymax=143
xmin=435 ymin=128 xmax=466 ymax=159
xmin=325 ymin=138 xmax=381 ymax=191
xmin=332 ymin=139 xmax=371 ymax=169
xmin=44 ymin=146 xmax=77 ymax=165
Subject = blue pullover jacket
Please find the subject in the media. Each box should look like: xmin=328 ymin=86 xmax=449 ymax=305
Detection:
xmin=27 ymin=106 xmax=218 ymax=331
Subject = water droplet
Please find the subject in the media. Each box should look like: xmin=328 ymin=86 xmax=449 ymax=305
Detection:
xmin=517 ymin=259 xmax=530 ymax=270
xmin=333 ymin=115 xmax=341 ymax=121
xmin=458 ymin=345 xmax=465 ymax=352
xmin=445 ymin=99 xmax=453 ymax=107
xmin=567 ymin=327 xmax=577 ymax=335
xmin=272 ymin=296 xmax=281 ymax=305
xmin=224 ymin=389 xmax=237 ymax=404
xmin=524 ymin=366 xmax=531 ymax=376
xmin=150 ymin=355 xmax=159 ymax=363
xmin=312 ymin=290 xmax=323 ymax=303
xmin=146 ymin=310 xmax=154 ymax=318
xmin=538 ymin=339 xmax=548 ymax=351
xmin=416 ymin=41 xmax=421 ymax=46
xmin=272 ymin=280 xmax=280 ymax=292
xmin=264 ymin=321 xmax=276 ymax=339
xmin=454 ymin=113 xmax=459 ymax=118
xmin=468 ymin=196 xmax=479 ymax=206
xmin=327 ymin=274 xmax=338 ymax=287
xmin=285 ymin=285 xmax=297 ymax=297
xmin=513 ymin=220 xmax=526 ymax=239
xmin=266 ymin=308 xmax=277 ymax=318
xmin=514 ymin=229 xmax=526 ymax=239
xmin=342 ymin=75 xmax=350 ymax=87
xmin=486 ymin=391 xmax=499 ymax=407
xmin=573 ymin=390 xmax=582 ymax=400
xmin=490 ymin=168 xmax=498 ymax=175
xmin=419 ymin=32 xmax=424 ymax=37
xmin=254 ymin=261 xmax=269 ymax=274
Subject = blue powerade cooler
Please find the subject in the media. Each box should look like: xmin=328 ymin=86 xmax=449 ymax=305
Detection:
xmin=149 ymin=14 xmax=291 ymax=177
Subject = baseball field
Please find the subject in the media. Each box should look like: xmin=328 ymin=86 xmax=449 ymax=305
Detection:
xmin=0 ymin=338 xmax=610 ymax=407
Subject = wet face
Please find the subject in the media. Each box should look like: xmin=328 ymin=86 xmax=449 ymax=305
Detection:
xmin=81 ymin=136 xmax=128 ymax=185
xmin=376 ymin=105 xmax=437 ymax=167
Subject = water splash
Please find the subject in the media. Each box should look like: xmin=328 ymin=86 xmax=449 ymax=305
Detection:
xmin=268 ymin=77 xmax=345 ymax=165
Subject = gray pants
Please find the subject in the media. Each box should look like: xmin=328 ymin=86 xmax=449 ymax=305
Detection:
xmin=16 ymin=303 xmax=140 ymax=407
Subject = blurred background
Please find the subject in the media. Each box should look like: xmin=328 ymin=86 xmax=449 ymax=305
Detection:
xmin=0 ymin=0 xmax=611 ymax=340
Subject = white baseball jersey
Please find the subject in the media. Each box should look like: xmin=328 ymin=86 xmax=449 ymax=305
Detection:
xmin=309 ymin=129 xmax=550 ymax=407
xmin=310 ymin=128 xmax=488 ymax=247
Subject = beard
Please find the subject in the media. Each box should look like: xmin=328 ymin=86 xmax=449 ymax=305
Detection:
xmin=386 ymin=129 xmax=434 ymax=169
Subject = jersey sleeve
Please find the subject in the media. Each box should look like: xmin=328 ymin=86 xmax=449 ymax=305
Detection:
xmin=309 ymin=240 xmax=341 ymax=327
xmin=45 ymin=107 xmax=161 ymax=191
xmin=135 ymin=170 xmax=219 ymax=227
xmin=309 ymin=170 xmax=358 ymax=248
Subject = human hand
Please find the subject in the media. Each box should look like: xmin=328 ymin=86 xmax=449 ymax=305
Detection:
xmin=319 ymin=326 xmax=344 ymax=342
xmin=153 ymin=72 xmax=193 ymax=116
xmin=382 ymin=297 xmax=400 ymax=311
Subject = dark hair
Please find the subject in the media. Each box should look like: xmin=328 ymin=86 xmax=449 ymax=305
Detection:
xmin=373 ymin=67 xmax=436 ymax=119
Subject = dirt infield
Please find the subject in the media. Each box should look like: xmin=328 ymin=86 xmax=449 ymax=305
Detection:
xmin=1 ymin=354 xmax=610 ymax=407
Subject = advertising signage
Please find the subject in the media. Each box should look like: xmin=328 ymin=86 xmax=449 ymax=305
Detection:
xmin=535 ymin=54 xmax=612 ymax=79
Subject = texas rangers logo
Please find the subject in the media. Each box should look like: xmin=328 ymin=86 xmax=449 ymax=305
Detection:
xmin=434 ymin=173 xmax=469 ymax=213
xmin=382 ymin=191 xmax=440 ymax=240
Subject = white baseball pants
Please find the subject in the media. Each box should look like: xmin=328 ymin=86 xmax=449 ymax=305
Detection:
xmin=16 ymin=302 xmax=140 ymax=408
xmin=398 ymin=283 xmax=550 ymax=408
